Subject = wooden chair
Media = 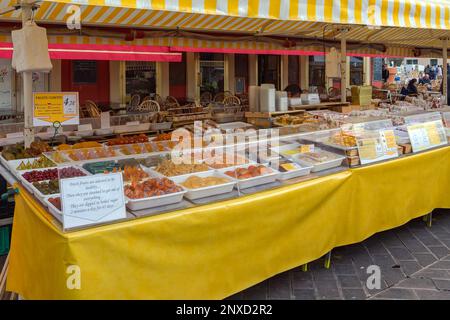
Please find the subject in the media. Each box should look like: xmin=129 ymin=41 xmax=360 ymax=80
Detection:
xmin=136 ymin=100 xmax=160 ymax=113
xmin=223 ymin=95 xmax=241 ymax=106
xmin=152 ymin=94 xmax=164 ymax=105
xmin=200 ymin=91 xmax=213 ymax=104
xmin=129 ymin=94 xmax=141 ymax=109
xmin=213 ymin=92 xmax=225 ymax=103
xmin=82 ymin=100 xmax=101 ymax=118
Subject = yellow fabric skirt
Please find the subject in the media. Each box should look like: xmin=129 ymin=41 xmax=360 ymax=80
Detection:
xmin=6 ymin=146 xmax=450 ymax=299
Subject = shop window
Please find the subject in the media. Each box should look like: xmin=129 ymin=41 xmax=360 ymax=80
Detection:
xmin=309 ymin=56 xmax=325 ymax=88
xmin=258 ymin=55 xmax=281 ymax=89
xmin=406 ymin=59 xmax=418 ymax=65
xmin=430 ymin=59 xmax=438 ymax=66
xmin=169 ymin=53 xmax=187 ymax=101
xmin=350 ymin=56 xmax=364 ymax=86
xmin=73 ymin=61 xmax=97 ymax=84
xmin=0 ymin=60 xmax=13 ymax=111
xmin=125 ymin=61 xmax=156 ymax=101
xmin=234 ymin=54 xmax=248 ymax=94
xmin=200 ymin=53 xmax=224 ymax=96
xmin=288 ymin=55 xmax=300 ymax=86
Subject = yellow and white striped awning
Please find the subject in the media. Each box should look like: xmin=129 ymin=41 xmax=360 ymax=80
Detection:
xmin=1 ymin=0 xmax=450 ymax=31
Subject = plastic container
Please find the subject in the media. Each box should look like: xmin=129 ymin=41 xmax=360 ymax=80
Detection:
xmin=271 ymin=143 xmax=301 ymax=159
xmin=276 ymin=162 xmax=313 ymax=180
xmin=44 ymin=196 xmax=63 ymax=221
xmin=94 ymin=128 xmax=113 ymax=136
xmin=170 ymin=171 xmax=236 ymax=200
xmin=219 ymin=164 xmax=280 ymax=189
xmin=293 ymin=151 xmax=345 ymax=172
xmin=125 ymin=189 xmax=186 ymax=211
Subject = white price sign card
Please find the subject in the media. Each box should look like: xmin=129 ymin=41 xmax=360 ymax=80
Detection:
xmin=357 ymin=129 xmax=399 ymax=165
xmin=60 ymin=173 xmax=126 ymax=229
xmin=407 ymin=120 xmax=447 ymax=153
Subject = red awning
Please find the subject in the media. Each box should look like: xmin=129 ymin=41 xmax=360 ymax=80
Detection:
xmin=0 ymin=43 xmax=182 ymax=62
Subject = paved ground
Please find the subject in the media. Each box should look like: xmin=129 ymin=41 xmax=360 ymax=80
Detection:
xmin=228 ymin=209 xmax=450 ymax=300
xmin=2 ymin=209 xmax=450 ymax=300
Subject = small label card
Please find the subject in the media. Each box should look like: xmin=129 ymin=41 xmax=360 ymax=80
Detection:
xmin=407 ymin=120 xmax=447 ymax=153
xmin=60 ymin=173 xmax=126 ymax=229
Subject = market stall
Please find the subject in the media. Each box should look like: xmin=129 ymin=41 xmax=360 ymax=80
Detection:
xmin=2 ymin=0 xmax=450 ymax=300
xmin=5 ymin=145 xmax=450 ymax=299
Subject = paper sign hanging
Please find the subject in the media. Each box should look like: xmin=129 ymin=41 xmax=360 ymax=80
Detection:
xmin=33 ymin=92 xmax=79 ymax=126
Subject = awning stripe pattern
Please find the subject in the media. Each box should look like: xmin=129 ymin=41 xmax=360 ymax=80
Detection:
xmin=2 ymin=1 xmax=450 ymax=30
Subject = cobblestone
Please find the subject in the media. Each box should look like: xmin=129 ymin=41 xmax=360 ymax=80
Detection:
xmin=232 ymin=209 xmax=450 ymax=300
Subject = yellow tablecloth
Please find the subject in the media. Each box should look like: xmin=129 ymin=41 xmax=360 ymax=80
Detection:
xmin=6 ymin=146 xmax=450 ymax=299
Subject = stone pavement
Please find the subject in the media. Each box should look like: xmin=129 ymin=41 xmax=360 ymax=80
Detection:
xmin=229 ymin=209 xmax=450 ymax=300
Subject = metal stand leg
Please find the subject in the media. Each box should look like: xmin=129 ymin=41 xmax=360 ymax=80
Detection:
xmin=301 ymin=264 xmax=308 ymax=272
xmin=324 ymin=250 xmax=332 ymax=269
xmin=425 ymin=213 xmax=433 ymax=227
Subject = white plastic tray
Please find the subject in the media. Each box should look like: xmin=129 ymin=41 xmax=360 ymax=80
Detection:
xmin=270 ymin=143 xmax=301 ymax=159
xmin=170 ymin=171 xmax=236 ymax=200
xmin=20 ymin=166 xmax=90 ymax=199
xmin=276 ymin=163 xmax=313 ymax=180
xmin=43 ymin=196 xmax=63 ymax=221
xmin=219 ymin=164 xmax=280 ymax=189
xmin=125 ymin=189 xmax=186 ymax=211
xmin=293 ymin=152 xmax=345 ymax=173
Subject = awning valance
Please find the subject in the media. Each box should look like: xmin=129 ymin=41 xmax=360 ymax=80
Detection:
xmin=1 ymin=1 xmax=450 ymax=51
xmin=0 ymin=40 xmax=181 ymax=61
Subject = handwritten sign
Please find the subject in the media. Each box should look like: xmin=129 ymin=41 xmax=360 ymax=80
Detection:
xmin=357 ymin=129 xmax=399 ymax=165
xmin=33 ymin=92 xmax=79 ymax=126
xmin=60 ymin=173 xmax=126 ymax=229
xmin=407 ymin=120 xmax=447 ymax=153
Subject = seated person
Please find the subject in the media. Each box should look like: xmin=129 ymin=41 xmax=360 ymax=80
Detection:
xmin=406 ymin=79 xmax=418 ymax=96
xmin=284 ymin=84 xmax=302 ymax=97
xmin=419 ymin=74 xmax=431 ymax=85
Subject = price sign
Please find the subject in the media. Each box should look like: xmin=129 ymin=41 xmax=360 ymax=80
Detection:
xmin=300 ymin=144 xmax=315 ymax=153
xmin=60 ymin=173 xmax=126 ymax=229
xmin=357 ymin=129 xmax=399 ymax=165
xmin=33 ymin=92 xmax=79 ymax=126
xmin=407 ymin=120 xmax=447 ymax=152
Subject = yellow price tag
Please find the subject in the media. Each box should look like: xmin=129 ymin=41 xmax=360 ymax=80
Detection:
xmin=300 ymin=145 xmax=314 ymax=153
xmin=357 ymin=138 xmax=378 ymax=160
xmin=425 ymin=122 xmax=442 ymax=146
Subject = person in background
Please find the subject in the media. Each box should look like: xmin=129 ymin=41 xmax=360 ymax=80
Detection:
xmin=419 ymin=74 xmax=431 ymax=85
xmin=424 ymin=64 xmax=431 ymax=76
xmin=437 ymin=65 xmax=443 ymax=79
xmin=382 ymin=64 xmax=390 ymax=83
xmin=406 ymin=78 xmax=418 ymax=96
xmin=429 ymin=65 xmax=436 ymax=80
xmin=284 ymin=84 xmax=302 ymax=97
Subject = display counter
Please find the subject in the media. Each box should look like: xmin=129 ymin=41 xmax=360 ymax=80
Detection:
xmin=6 ymin=146 xmax=450 ymax=299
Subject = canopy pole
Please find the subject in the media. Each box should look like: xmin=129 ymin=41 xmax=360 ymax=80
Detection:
xmin=443 ymin=37 xmax=448 ymax=103
xmin=340 ymin=28 xmax=348 ymax=103
xmin=21 ymin=1 xmax=34 ymax=148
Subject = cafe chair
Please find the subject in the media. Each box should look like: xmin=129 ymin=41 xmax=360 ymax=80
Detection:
xmin=129 ymin=94 xmax=141 ymax=110
xmin=223 ymin=95 xmax=241 ymax=106
xmin=200 ymin=91 xmax=213 ymax=104
xmin=213 ymin=92 xmax=225 ymax=103
xmin=136 ymin=100 xmax=160 ymax=113
xmin=82 ymin=100 xmax=101 ymax=118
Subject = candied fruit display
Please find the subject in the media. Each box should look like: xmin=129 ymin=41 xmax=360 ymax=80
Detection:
xmin=32 ymin=180 xmax=59 ymax=195
xmin=124 ymin=178 xmax=183 ymax=199
xmin=16 ymin=156 xmax=56 ymax=170
xmin=106 ymin=134 xmax=149 ymax=146
xmin=224 ymin=165 xmax=272 ymax=180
